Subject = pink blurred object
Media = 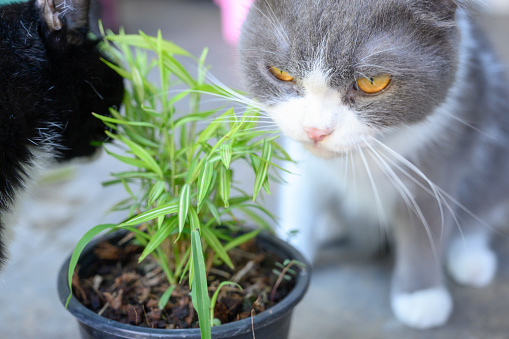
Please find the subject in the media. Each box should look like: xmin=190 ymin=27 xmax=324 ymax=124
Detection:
xmin=214 ymin=0 xmax=254 ymax=45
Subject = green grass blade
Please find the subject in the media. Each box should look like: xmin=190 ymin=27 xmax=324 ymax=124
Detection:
xmin=178 ymin=184 xmax=191 ymax=238
xmin=201 ymin=227 xmax=234 ymax=269
xmin=223 ymin=229 xmax=262 ymax=252
xmin=210 ymin=281 xmax=242 ymax=325
xmin=206 ymin=110 xmax=246 ymax=159
xmin=219 ymin=166 xmax=231 ymax=208
xmin=237 ymin=207 xmax=272 ymax=231
xmin=190 ymin=229 xmax=212 ymax=339
xmin=148 ymin=181 xmax=166 ymax=205
xmin=220 ymin=142 xmax=232 ymax=169
xmin=101 ymin=58 xmax=132 ymax=80
xmin=158 ymin=285 xmax=176 ymax=310
xmin=138 ymin=217 xmax=178 ymax=262
xmin=253 ymin=140 xmax=272 ymax=201
xmin=103 ymin=148 xmax=152 ymax=170
xmin=197 ymin=161 xmax=214 ymax=211
xmin=204 ymin=199 xmax=221 ymax=225
xmin=262 ymin=177 xmax=271 ymax=195
xmin=162 ymin=55 xmax=196 ymax=87
xmin=189 ymin=206 xmax=201 ymax=233
xmin=197 ymin=120 xmax=222 ymax=144
xmin=120 ymin=136 xmax=164 ymax=179
xmin=66 ymin=224 xmax=117 ymax=307
xmin=174 ymin=109 xmax=219 ymax=128
xmin=106 ymin=33 xmax=191 ymax=56
xmin=197 ymin=48 xmax=208 ymax=85
xmin=119 ymin=204 xmax=178 ymax=227
xmin=92 ymin=113 xmax=156 ymax=128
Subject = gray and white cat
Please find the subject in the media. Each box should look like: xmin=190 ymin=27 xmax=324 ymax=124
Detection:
xmin=239 ymin=0 xmax=509 ymax=330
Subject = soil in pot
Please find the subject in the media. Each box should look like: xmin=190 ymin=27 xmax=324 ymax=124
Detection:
xmin=71 ymin=233 xmax=301 ymax=330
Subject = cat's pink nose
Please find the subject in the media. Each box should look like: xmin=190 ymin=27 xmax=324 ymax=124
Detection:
xmin=304 ymin=127 xmax=333 ymax=142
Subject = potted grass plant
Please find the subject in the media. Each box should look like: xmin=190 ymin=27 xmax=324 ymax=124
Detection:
xmin=57 ymin=29 xmax=310 ymax=339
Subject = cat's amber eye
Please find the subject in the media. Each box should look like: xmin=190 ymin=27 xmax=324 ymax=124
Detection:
xmin=356 ymin=75 xmax=391 ymax=94
xmin=269 ymin=66 xmax=294 ymax=82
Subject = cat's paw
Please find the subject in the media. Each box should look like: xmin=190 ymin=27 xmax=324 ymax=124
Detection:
xmin=447 ymin=242 xmax=497 ymax=287
xmin=391 ymin=287 xmax=452 ymax=329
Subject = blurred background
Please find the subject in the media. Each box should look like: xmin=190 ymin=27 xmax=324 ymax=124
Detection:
xmin=1 ymin=0 xmax=509 ymax=338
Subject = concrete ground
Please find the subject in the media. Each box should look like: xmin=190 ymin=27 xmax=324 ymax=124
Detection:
xmin=1 ymin=1 xmax=509 ymax=338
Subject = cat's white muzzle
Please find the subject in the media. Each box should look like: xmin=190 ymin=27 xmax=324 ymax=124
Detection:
xmin=267 ymin=70 xmax=376 ymax=158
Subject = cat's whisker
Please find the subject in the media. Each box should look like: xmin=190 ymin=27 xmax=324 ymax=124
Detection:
xmin=145 ymin=88 xmax=192 ymax=102
xmin=383 ymin=172 xmax=438 ymax=263
xmin=200 ymin=73 xmax=264 ymax=110
xmin=187 ymin=89 xmax=263 ymax=111
xmin=371 ymin=142 xmax=462 ymax=241
xmin=201 ymin=114 xmax=272 ymax=122
xmin=230 ymin=122 xmax=278 ymax=128
xmin=194 ymin=98 xmax=237 ymax=107
xmin=364 ymin=140 xmax=450 ymax=256
xmin=356 ymin=144 xmax=388 ymax=232
xmin=435 ymin=189 xmax=509 ymax=239
xmin=364 ymin=146 xmax=420 ymax=248
xmin=349 ymin=148 xmax=357 ymax=193
xmin=369 ymin=136 xmax=447 ymax=223
xmin=250 ymin=1 xmax=290 ymax=46
xmin=442 ymin=112 xmax=498 ymax=140
xmin=233 ymin=114 xmax=272 ymax=118
xmin=380 ymin=140 xmax=447 ymax=226
xmin=262 ymin=0 xmax=291 ymax=45
xmin=408 ymin=89 xmax=498 ymax=140
xmin=214 ymin=117 xmax=275 ymax=122
xmin=186 ymin=84 xmax=250 ymax=104
xmin=342 ymin=148 xmax=350 ymax=187
xmin=357 ymin=144 xmax=402 ymax=250
xmin=359 ymin=89 xmax=498 ymax=141
xmin=370 ymin=137 xmax=507 ymax=239
xmin=411 ymin=83 xmax=502 ymax=141
xmin=222 ymin=115 xmax=274 ymax=121
xmin=243 ymin=123 xmax=280 ymax=130
xmin=208 ymin=121 xmax=279 ymax=131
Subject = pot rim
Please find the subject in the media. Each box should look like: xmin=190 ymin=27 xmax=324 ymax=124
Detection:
xmin=57 ymin=230 xmax=311 ymax=337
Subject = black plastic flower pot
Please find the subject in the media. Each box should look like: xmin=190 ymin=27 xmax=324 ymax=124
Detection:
xmin=57 ymin=231 xmax=311 ymax=339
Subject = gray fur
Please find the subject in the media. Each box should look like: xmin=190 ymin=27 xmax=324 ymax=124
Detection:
xmin=240 ymin=0 xmax=464 ymax=126
xmin=239 ymin=0 xmax=509 ymax=329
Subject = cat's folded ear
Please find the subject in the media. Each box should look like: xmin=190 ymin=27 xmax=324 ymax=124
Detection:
xmin=426 ymin=0 xmax=479 ymax=20
xmin=428 ymin=0 xmax=458 ymax=15
xmin=413 ymin=0 xmax=463 ymax=22
xmin=37 ymin=0 xmax=90 ymax=42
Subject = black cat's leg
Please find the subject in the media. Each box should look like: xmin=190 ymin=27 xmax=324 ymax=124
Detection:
xmin=0 ymin=158 xmax=33 ymax=270
xmin=35 ymin=0 xmax=124 ymax=160
xmin=390 ymin=191 xmax=454 ymax=329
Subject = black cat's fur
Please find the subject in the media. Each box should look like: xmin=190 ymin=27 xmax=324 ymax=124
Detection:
xmin=0 ymin=0 xmax=124 ymax=268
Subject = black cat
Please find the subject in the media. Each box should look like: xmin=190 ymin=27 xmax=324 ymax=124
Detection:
xmin=0 ymin=0 xmax=124 ymax=268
